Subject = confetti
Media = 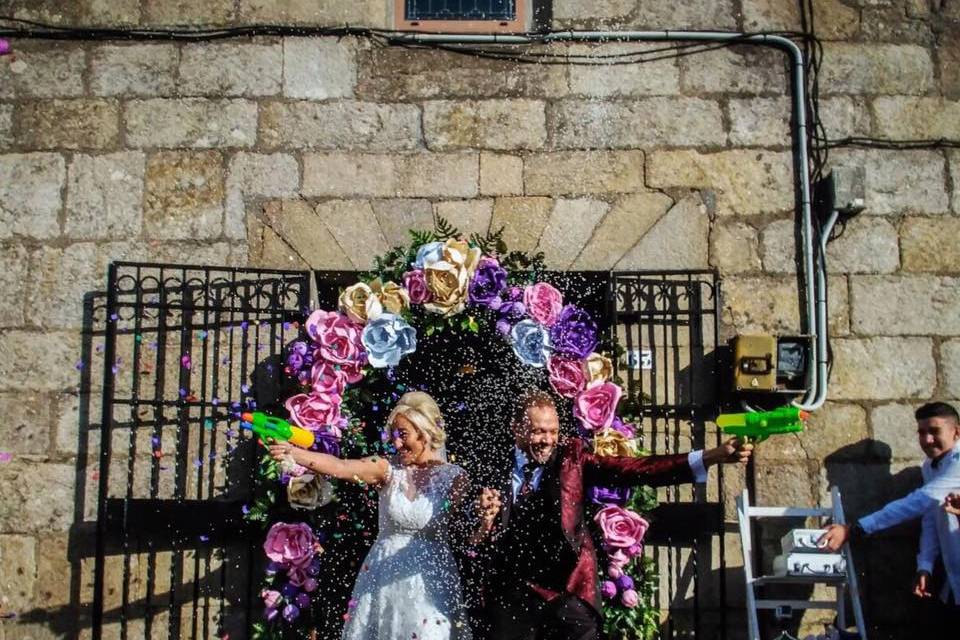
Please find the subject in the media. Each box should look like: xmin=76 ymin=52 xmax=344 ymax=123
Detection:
xmin=181 ymin=353 xmax=192 ymax=369
xmin=199 ymin=535 xmax=209 ymax=542
xmin=0 ymin=452 xmax=12 ymax=463
xmin=74 ymin=360 xmax=84 ymax=371
xmin=203 ymin=419 xmax=214 ymax=430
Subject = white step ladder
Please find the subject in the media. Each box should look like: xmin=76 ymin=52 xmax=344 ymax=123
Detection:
xmin=737 ymin=486 xmax=867 ymax=640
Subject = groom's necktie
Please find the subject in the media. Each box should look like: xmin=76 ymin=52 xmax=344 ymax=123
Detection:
xmin=517 ymin=461 xmax=541 ymax=500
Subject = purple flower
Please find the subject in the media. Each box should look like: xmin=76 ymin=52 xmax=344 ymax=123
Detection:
xmin=282 ymin=603 xmax=300 ymax=622
xmin=601 ymin=580 xmax=618 ymax=599
xmin=616 ymin=574 xmax=634 ymax=591
xmin=588 ymin=485 xmax=632 ymax=506
xmin=295 ymin=592 xmax=311 ymax=609
xmin=265 ymin=607 xmax=278 ymax=621
xmin=468 ymin=257 xmax=508 ymax=306
xmin=549 ymin=305 xmax=598 ymax=360
xmin=610 ymin=416 xmax=636 ymax=439
xmin=313 ymin=432 xmax=341 ymax=457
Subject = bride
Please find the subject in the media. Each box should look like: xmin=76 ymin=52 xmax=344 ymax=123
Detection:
xmin=268 ymin=391 xmax=474 ymax=640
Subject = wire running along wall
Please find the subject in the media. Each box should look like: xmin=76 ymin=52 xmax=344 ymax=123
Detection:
xmin=90 ymin=265 xmax=725 ymax=639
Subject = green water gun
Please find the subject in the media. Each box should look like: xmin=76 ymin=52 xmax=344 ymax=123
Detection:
xmin=716 ymin=406 xmax=809 ymax=443
xmin=240 ymin=411 xmax=315 ymax=448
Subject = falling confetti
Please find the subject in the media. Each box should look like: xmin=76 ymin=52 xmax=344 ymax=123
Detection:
xmin=0 ymin=452 xmax=12 ymax=463
xmin=181 ymin=353 xmax=192 ymax=369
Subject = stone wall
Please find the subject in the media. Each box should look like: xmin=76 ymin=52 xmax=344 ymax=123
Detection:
xmin=1 ymin=1 xmax=958 ymax=638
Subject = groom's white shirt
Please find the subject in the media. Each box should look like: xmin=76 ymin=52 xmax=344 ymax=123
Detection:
xmin=510 ymin=446 xmax=708 ymax=502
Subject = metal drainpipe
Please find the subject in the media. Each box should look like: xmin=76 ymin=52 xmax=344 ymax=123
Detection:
xmin=394 ymin=30 xmax=825 ymax=408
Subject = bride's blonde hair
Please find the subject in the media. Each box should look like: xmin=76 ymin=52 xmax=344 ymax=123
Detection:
xmin=387 ymin=391 xmax=447 ymax=450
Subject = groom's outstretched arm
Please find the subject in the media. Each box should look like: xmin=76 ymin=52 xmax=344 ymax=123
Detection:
xmin=583 ymin=438 xmax=752 ymax=488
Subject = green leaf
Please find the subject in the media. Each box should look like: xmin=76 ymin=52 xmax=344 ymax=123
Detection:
xmin=433 ymin=213 xmax=460 ymax=240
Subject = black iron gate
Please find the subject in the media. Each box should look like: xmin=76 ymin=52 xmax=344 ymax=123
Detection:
xmin=611 ymin=271 xmax=727 ymax=640
xmin=91 ymin=265 xmax=725 ymax=639
xmin=92 ymin=263 xmax=311 ymax=640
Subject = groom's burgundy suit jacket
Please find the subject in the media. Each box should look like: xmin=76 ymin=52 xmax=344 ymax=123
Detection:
xmin=490 ymin=437 xmax=694 ymax=613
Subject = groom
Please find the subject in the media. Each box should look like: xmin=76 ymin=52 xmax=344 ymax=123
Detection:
xmin=476 ymin=389 xmax=752 ymax=640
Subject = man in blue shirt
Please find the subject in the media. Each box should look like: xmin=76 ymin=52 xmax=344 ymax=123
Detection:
xmin=820 ymin=401 xmax=960 ymax=632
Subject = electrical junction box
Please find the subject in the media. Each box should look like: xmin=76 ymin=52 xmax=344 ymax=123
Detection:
xmin=780 ymin=529 xmax=830 ymax=554
xmin=732 ymin=334 xmax=811 ymax=394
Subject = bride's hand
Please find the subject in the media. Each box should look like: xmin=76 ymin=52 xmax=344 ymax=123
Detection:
xmin=477 ymin=487 xmax=502 ymax=530
xmin=267 ymin=442 xmax=295 ymax=463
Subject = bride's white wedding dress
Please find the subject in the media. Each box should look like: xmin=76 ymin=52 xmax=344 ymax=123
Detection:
xmin=341 ymin=459 xmax=472 ymax=640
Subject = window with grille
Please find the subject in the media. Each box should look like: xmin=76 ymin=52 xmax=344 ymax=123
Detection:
xmin=395 ymin=0 xmax=550 ymax=33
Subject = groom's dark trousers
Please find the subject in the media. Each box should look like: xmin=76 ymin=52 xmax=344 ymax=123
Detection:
xmin=481 ymin=438 xmax=695 ymax=640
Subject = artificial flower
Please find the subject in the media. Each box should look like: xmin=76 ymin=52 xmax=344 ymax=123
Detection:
xmin=286 ymin=392 xmax=342 ymax=433
xmin=338 ymin=282 xmax=382 ymax=324
xmin=287 ymin=473 xmax=335 ymax=511
xmin=583 ymin=352 xmax=613 ymax=385
xmin=574 ymin=382 xmax=623 ymax=432
xmin=548 ymin=357 xmax=587 ymax=398
xmin=593 ymin=428 xmax=635 ymax=457
xmin=402 ymin=269 xmax=432 ymax=304
xmin=370 ymin=278 xmax=410 ymax=314
xmin=263 ymin=522 xmax=316 ymax=568
xmin=510 ymin=319 xmax=551 ymax=368
xmin=524 ymin=282 xmax=563 ymax=326
xmin=361 ymin=313 xmax=417 ymax=368
xmin=422 ymin=239 xmax=481 ymax=316
xmin=469 ymin=256 xmax=508 ymax=306
xmin=595 ymin=505 xmax=649 ymax=551
xmin=549 ymin=305 xmax=598 ymax=360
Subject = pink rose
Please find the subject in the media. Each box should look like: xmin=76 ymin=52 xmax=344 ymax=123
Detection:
xmin=595 ymin=505 xmax=649 ymax=550
xmin=548 ymin=357 xmax=587 ymax=398
xmin=286 ymin=392 xmax=341 ymax=433
xmin=263 ymin=522 xmax=316 ymax=568
xmin=303 ymin=578 xmax=318 ymax=593
xmin=607 ymin=564 xmax=623 ymax=580
xmin=403 ymin=270 xmax=433 ymax=305
xmin=310 ymin=361 xmax=347 ymax=395
xmin=287 ymin=565 xmax=309 ymax=587
xmin=608 ymin=548 xmax=630 ymax=569
xmin=304 ymin=309 xmax=367 ymax=369
xmin=573 ymin=382 xmax=623 ymax=431
xmin=621 ymin=589 xmax=639 ymax=608
xmin=261 ymin=589 xmax=281 ymax=609
xmin=524 ymin=282 xmax=563 ymax=327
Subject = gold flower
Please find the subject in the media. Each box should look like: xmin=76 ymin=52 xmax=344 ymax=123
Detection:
xmin=583 ymin=352 xmax=614 ymax=385
xmin=423 ymin=239 xmax=481 ymax=317
xmin=287 ymin=473 xmax=335 ymax=511
xmin=370 ymin=278 xmax=410 ymax=314
xmin=593 ymin=428 xmax=636 ymax=458
xmin=338 ymin=282 xmax=382 ymax=324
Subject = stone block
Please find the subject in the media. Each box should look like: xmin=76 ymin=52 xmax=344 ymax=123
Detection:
xmin=126 ymin=99 xmax=257 ymax=149
xmin=16 ymin=100 xmax=120 ymax=150
xmin=817 ymin=96 xmax=871 ymax=140
xmin=631 ymin=0 xmax=738 ymax=29
xmin=54 ymin=393 xmax=84 ymax=456
xmin=939 ymin=25 xmax=960 ymax=99
xmin=179 ymin=43 xmax=282 ymax=96
xmin=942 ymin=340 xmax=960 ymax=399
xmin=618 ymin=193 xmax=710 ymax=270
xmin=33 ymin=532 xmax=70 ymax=610
xmin=851 ymin=276 xmax=960 ymax=336
xmin=567 ymin=44 xmax=680 ymax=97
xmin=647 ymin=150 xmax=793 ymax=215
xmin=315 ymin=200 xmax=388 ymax=270
xmin=0 ymin=244 xmax=29 ymax=327
xmin=710 ymin=221 xmax=762 ymax=275
xmin=727 ymin=97 xmax=790 ymax=147
xmin=820 ymin=43 xmax=934 ymax=95
xmin=743 ymin=0 xmax=859 ymax=38
xmin=524 ymin=151 xmax=645 ymax=195
xmin=764 ymin=402 xmax=869 ymax=463
xmin=26 ymin=244 xmax=103 ymax=329
xmin=260 ymin=101 xmax=421 ymax=150
xmin=480 ymin=153 xmax=523 ymax=196
xmin=0 ymin=153 xmax=65 ymax=240
xmin=0 ymin=45 xmax=84 ymax=99
xmin=432 ymin=200 xmax=494 ymax=238
xmin=237 ymin=0 xmax=388 ymax=26
xmin=679 ymin=46 xmax=787 ymax=94
xmin=372 ymin=199 xmax=434 ymax=249
xmin=0 ymin=535 xmax=37 ymax=609
xmin=0 ymin=393 xmax=50 ymax=455
xmin=860 ymin=6 xmax=934 ymax=45
xmin=873 ymin=97 xmax=960 ymax=140
xmin=572 ymin=192 xmax=673 ymax=269
xmin=356 ymin=45 xmax=569 ymax=101
xmin=395 ymin=154 xmax=478 ymax=198
xmin=0 ymin=104 xmax=12 ymax=148
xmin=825 ymin=216 xmax=900 ymax=274
xmin=225 ymin=152 xmax=299 ymax=239
xmin=302 ymin=153 xmax=396 ymax=197
xmin=424 ymin=100 xmax=546 ymax=151
xmin=550 ymin=98 xmax=724 ymax=148
xmin=755 ymin=461 xmax=817 ymax=507
xmin=0 ymin=462 xmax=74 ymax=532
xmin=489 ymin=197 xmax=554 ymax=254
xmin=65 ymin=152 xmax=145 ymax=240
xmin=283 ymin=37 xmax=356 ymax=99
xmin=900 ymin=216 xmax=960 ymax=273
xmin=721 ymin=275 xmax=849 ymax=336
xmin=253 ymin=201 xmax=339 ymax=269
xmin=552 ymin=0 xmax=634 ymax=23
xmin=143 ymin=0 xmax=234 ymax=24
xmin=871 ymin=403 xmax=926 ymax=465
xmin=952 ymin=150 xmax=960 ymax=214
xmin=144 ymin=151 xmax=225 ymax=240
xmin=538 ymin=199 xmax=610 ymax=269
xmin=816 ymin=149 xmax=949 ymax=215
xmin=830 ymin=337 xmax=935 ymax=400
xmin=90 ymin=44 xmax=178 ymax=96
